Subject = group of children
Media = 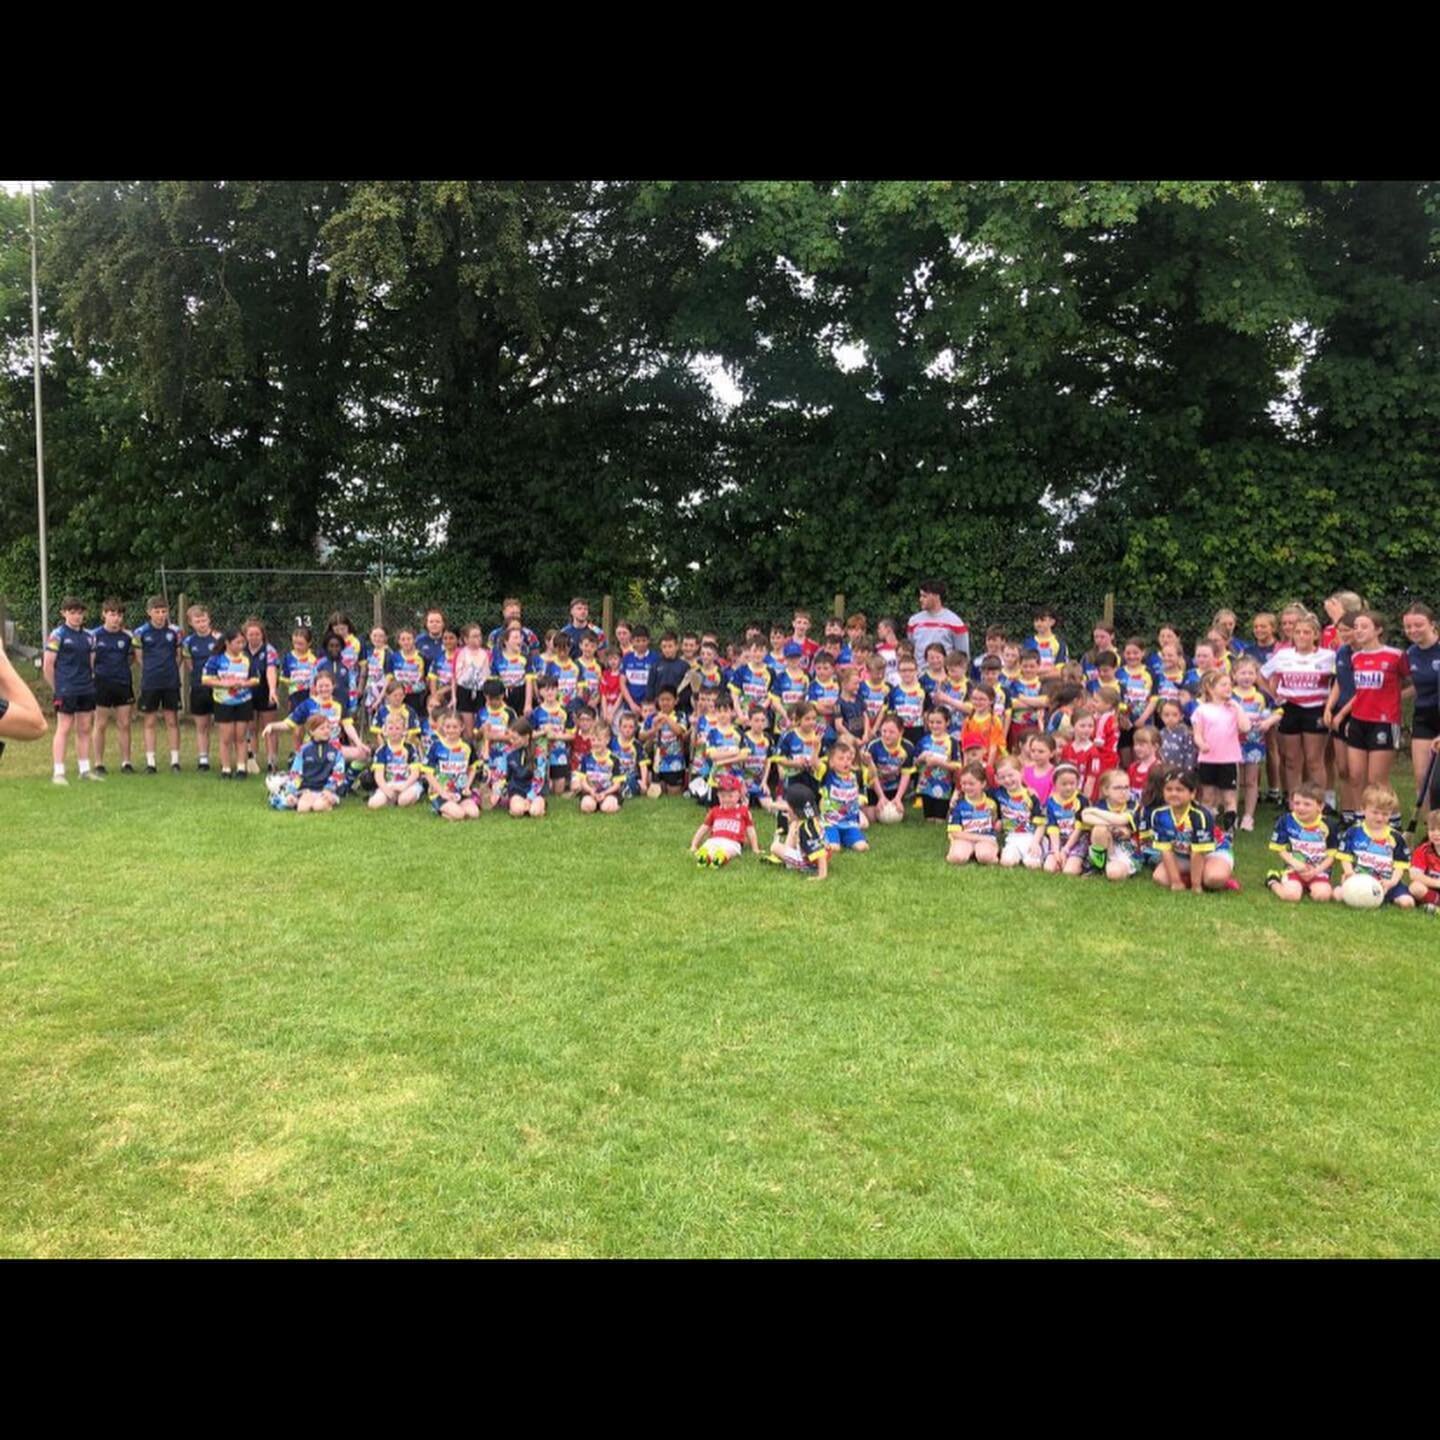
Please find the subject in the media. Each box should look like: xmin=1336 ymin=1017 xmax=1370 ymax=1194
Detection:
xmin=40 ymin=591 xmax=1440 ymax=908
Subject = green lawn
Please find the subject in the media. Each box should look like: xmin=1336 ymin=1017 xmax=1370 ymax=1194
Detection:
xmin=3 ymin=720 xmax=1438 ymax=1258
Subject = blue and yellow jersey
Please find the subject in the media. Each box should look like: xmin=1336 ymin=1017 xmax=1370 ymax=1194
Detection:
xmin=738 ymin=733 xmax=772 ymax=797
xmin=386 ymin=649 xmax=427 ymax=696
xmin=1269 ymin=813 xmax=1338 ymax=872
xmin=692 ymin=664 xmax=730 ymax=700
xmin=287 ymin=695 xmax=346 ymax=734
xmin=947 ymin=792 xmax=1000 ymax=838
xmin=914 ymin=733 xmax=957 ymax=798
xmin=728 ymin=664 xmax=772 ymax=717
xmin=919 ymin=668 xmax=946 ymax=700
xmin=575 ymin=656 xmax=603 ymax=707
xmin=990 ymin=785 xmax=1044 ymax=837
xmin=1339 ymin=822 xmax=1410 ymax=886
xmin=423 ymin=737 xmax=476 ymax=800
xmin=372 ymin=741 xmax=424 ymax=787
xmin=1002 ymin=678 xmax=1046 ymax=731
xmin=182 ymin=632 xmax=225 ymax=686
xmin=808 ymin=677 xmax=841 ymax=728
xmin=46 ymin=624 xmax=97 ymax=696
xmin=314 ymin=657 xmax=353 ymax=711
xmin=704 ymin=722 xmax=745 ymax=783
xmin=492 ymin=650 xmax=532 ymax=693
xmin=1116 ymin=665 xmax=1154 ymax=716
xmin=815 ymin=764 xmax=864 ymax=828
xmin=1234 ymin=686 xmax=1272 ymax=758
xmin=247 ymin=641 xmax=280 ymax=692
xmin=89 ymin=625 xmax=135 ymax=685
xmin=1031 ymin=634 xmax=1068 ymax=669
xmin=778 ymin=728 xmax=824 ymax=775
xmin=290 ymin=740 xmax=345 ymax=792
xmin=609 ymin=737 xmax=644 ymax=792
xmin=579 ymin=749 xmax=618 ymax=792
xmin=546 ymin=658 xmax=582 ymax=708
xmin=645 ymin=712 xmax=689 ymax=773
xmin=337 ymin=634 xmax=363 ymax=694
xmin=371 ymin=700 xmax=427 ymax=745
xmin=888 ymin=682 xmax=927 ymax=730
xmin=770 ymin=667 xmax=811 ymax=714
xmin=477 ymin=703 xmax=517 ymax=751
xmin=134 ymin=621 xmax=182 ymax=689
xmin=202 ymin=652 xmax=255 ymax=707
xmin=363 ymin=645 xmax=393 ymax=709
xmin=1044 ymin=793 xmax=1085 ymax=848
xmin=429 ymin=648 xmax=458 ymax=689
xmin=864 ymin=737 xmax=916 ymax=792
xmin=859 ymin=681 xmax=891 ymax=727
xmin=931 ymin=680 xmax=969 ymax=735
xmin=529 ymin=704 xmax=573 ymax=766
xmin=1149 ymin=803 xmax=1217 ymax=859
xmin=280 ymin=649 xmax=319 ymax=693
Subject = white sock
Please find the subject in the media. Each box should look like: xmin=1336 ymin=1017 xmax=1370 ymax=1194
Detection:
xmin=78 ymin=759 xmax=91 ymax=774
xmin=170 ymin=749 xmax=180 ymax=765
xmin=54 ymin=762 xmax=65 ymax=777
xmin=1325 ymin=790 xmax=1336 ymax=808
xmin=146 ymin=751 xmax=156 ymax=767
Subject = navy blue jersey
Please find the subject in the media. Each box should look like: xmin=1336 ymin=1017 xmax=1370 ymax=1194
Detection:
xmin=47 ymin=624 xmax=96 ymax=697
xmin=1332 ymin=643 xmax=1356 ymax=707
xmin=134 ymin=621 xmax=182 ymax=689
xmin=315 ymin=656 xmax=352 ymax=711
xmin=291 ymin=740 xmax=345 ymax=793
xmin=504 ymin=747 xmax=541 ymax=799
xmin=647 ymin=655 xmax=691 ymax=706
xmin=560 ymin=622 xmax=606 ymax=655
xmin=415 ymin=633 xmax=447 ymax=669
xmin=182 ymin=632 xmax=226 ymax=688
xmin=487 ymin=623 xmax=541 ymax=657
xmin=1408 ymin=641 xmax=1440 ymax=710
xmin=837 ymin=695 xmax=868 ymax=738
xmin=89 ymin=626 xmax=135 ymax=685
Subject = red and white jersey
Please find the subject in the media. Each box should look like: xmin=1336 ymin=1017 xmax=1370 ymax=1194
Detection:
xmin=1348 ymin=646 xmax=1409 ymax=723
xmin=1262 ymin=647 xmax=1336 ymax=707
xmin=705 ymin=804 xmax=755 ymax=846
xmin=1093 ymin=710 xmax=1121 ymax=761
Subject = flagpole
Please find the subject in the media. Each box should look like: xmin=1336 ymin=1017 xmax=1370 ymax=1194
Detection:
xmin=29 ymin=181 xmax=49 ymax=645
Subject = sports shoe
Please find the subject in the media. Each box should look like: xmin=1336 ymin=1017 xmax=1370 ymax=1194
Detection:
xmin=1239 ymin=814 xmax=1255 ymax=832
xmin=197 ymin=759 xmax=210 ymax=771
xmin=145 ymin=764 xmax=158 ymax=775
xmin=52 ymin=774 xmax=68 ymax=786
xmin=694 ymin=850 xmax=710 ymax=867
xmin=79 ymin=770 xmax=106 ymax=782
xmin=121 ymin=762 xmax=135 ymax=774
xmin=171 ymin=762 xmax=182 ymax=774
xmin=94 ymin=765 xmax=108 ymax=776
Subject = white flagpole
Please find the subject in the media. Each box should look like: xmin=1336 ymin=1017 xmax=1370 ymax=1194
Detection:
xmin=29 ymin=181 xmax=49 ymax=645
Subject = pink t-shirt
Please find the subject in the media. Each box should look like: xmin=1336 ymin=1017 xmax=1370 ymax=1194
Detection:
xmin=1023 ymin=764 xmax=1055 ymax=805
xmin=1192 ymin=701 xmax=1243 ymax=765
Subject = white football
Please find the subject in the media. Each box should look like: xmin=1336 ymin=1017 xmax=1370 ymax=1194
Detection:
xmin=265 ymin=773 xmax=288 ymax=797
xmin=1341 ymin=873 xmax=1385 ymax=910
xmin=878 ymin=801 xmax=903 ymax=824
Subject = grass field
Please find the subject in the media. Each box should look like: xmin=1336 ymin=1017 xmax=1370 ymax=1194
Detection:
xmin=4 ymin=717 xmax=1439 ymax=1258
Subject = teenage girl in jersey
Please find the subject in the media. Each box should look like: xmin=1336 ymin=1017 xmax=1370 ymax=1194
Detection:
xmin=201 ymin=627 xmax=258 ymax=780
xmin=1330 ymin=610 xmax=1410 ymax=804
xmin=244 ymin=618 xmax=281 ymax=774
xmin=1403 ymin=602 xmax=1440 ymax=824
xmin=1261 ymin=612 xmax=1334 ymax=800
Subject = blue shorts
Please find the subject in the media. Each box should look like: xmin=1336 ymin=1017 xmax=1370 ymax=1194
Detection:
xmin=825 ymin=824 xmax=866 ymax=849
xmin=1240 ymin=743 xmax=1268 ymax=766
xmin=1384 ymin=880 xmax=1412 ymax=906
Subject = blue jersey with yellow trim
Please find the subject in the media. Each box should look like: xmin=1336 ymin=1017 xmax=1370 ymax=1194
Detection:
xmin=1044 ymin=793 xmax=1085 ymax=848
xmin=771 ymin=667 xmax=811 ymax=713
xmin=815 ymin=764 xmax=864 ymax=827
xmin=864 ymin=737 xmax=915 ymax=791
xmin=947 ymin=792 xmax=999 ymax=837
xmin=1031 ymin=634 xmax=1068 ymax=668
xmin=372 ymin=741 xmax=424 ymax=787
xmin=371 ymin=700 xmax=428 ymax=745
xmin=579 ymin=748 xmax=618 ymax=792
xmin=778 ymin=728 xmax=824 ymax=775
xmin=1149 ymin=804 xmax=1217 ymax=859
xmin=860 ymin=680 xmax=891 ymax=727
xmin=888 ymin=682 xmax=927 ymax=730
xmin=281 ymin=649 xmax=320 ymax=693
xmin=1269 ymin=813 xmax=1338 ymax=872
xmin=202 ymin=652 xmax=255 ymax=707
xmin=1339 ymin=822 xmax=1409 ymax=886
xmin=738 ymin=732 xmax=772 ymax=797
xmin=1116 ymin=665 xmax=1155 ymax=716
xmin=288 ymin=696 xmax=346 ymax=735
xmin=914 ymin=733 xmax=957 ymax=798
xmin=546 ymin=659 xmax=582 ymax=708
xmin=385 ymin=649 xmax=427 ymax=698
xmin=492 ymin=650 xmax=533 ymax=693
xmin=609 ymin=737 xmax=644 ymax=793
xmin=990 ymin=785 xmax=1044 ymax=837
xmin=645 ymin=712 xmax=689 ymax=774
xmin=423 ymin=738 xmax=475 ymax=800
xmin=529 ymin=704 xmax=572 ymax=766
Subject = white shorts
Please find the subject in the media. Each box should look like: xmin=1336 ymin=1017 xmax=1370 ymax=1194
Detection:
xmin=1174 ymin=850 xmax=1233 ymax=875
xmin=700 ymin=838 xmax=742 ymax=861
xmin=1002 ymin=833 xmax=1039 ymax=865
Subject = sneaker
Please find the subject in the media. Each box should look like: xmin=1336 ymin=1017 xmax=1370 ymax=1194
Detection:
xmin=197 ymin=759 xmax=210 ymax=771
xmin=1239 ymin=814 xmax=1255 ymax=832
xmin=266 ymin=763 xmax=277 ymax=776
xmin=79 ymin=770 xmax=106 ymax=782
xmin=52 ymin=774 xmax=68 ymax=786
xmin=121 ymin=762 xmax=135 ymax=774
xmin=94 ymin=765 xmax=108 ymax=776
xmin=145 ymin=764 xmax=158 ymax=775
xmin=171 ymin=762 xmax=182 ymax=774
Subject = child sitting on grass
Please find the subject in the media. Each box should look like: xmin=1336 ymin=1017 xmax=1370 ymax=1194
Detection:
xmin=1265 ymin=780 xmax=1337 ymax=903
xmin=503 ymin=717 xmax=547 ymax=819
xmin=575 ymin=722 xmax=624 ymax=813
xmin=1338 ymin=783 xmax=1414 ymax=908
xmin=278 ymin=714 xmax=346 ymax=813
xmin=690 ymin=771 xmax=762 ymax=865
xmin=368 ymin=712 xmax=426 ymax=810
xmin=946 ymin=760 xmax=1000 ymax=866
xmin=765 ymin=781 xmax=830 ymax=880
xmin=1079 ymin=768 xmax=1144 ymax=881
xmin=1408 ymin=811 xmax=1440 ymax=910
xmin=425 ymin=712 xmax=481 ymax=821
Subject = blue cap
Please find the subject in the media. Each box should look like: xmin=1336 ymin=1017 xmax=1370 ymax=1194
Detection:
xmin=783 ymin=641 xmax=804 ymax=659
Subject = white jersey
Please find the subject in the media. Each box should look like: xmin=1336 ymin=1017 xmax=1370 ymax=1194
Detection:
xmin=1262 ymin=646 xmax=1336 ymax=707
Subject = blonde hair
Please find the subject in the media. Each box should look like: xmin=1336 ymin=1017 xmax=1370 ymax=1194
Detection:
xmin=1096 ymin=767 xmax=1129 ymax=798
xmin=1328 ymin=589 xmax=1365 ymax=614
xmin=1198 ymin=669 xmax=1228 ymax=701
xmin=1362 ymin=783 xmax=1398 ymax=813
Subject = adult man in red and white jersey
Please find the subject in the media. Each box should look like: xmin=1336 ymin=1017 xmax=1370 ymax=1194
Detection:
xmin=907 ymin=581 xmax=969 ymax=662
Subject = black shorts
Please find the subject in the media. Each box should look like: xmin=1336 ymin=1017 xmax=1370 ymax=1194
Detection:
xmin=456 ymin=685 xmax=484 ymax=714
xmin=189 ymin=688 xmax=214 ymax=717
xmin=1343 ymin=718 xmax=1400 ymax=753
xmin=251 ymin=689 xmax=276 ymax=715
xmin=1278 ymin=703 xmax=1326 ymax=737
xmin=138 ymin=688 xmax=180 ymax=714
xmin=1196 ymin=761 xmax=1238 ymax=789
xmin=504 ymin=685 xmax=529 ymax=715
xmin=1411 ymin=706 xmax=1440 ymax=742
xmin=57 ymin=692 xmax=97 ymax=715
xmin=548 ymin=762 xmax=571 ymax=781
xmin=921 ymin=794 xmax=949 ymax=820
xmin=287 ymin=690 xmax=312 ymax=716
xmin=215 ymin=702 xmax=254 ymax=725
xmin=95 ymin=680 xmax=133 ymax=709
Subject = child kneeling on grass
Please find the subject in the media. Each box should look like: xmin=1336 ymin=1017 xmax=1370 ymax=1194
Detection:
xmin=764 ymin=781 xmax=830 ymax=880
xmin=691 ymin=771 xmax=762 ymax=865
xmin=425 ymin=712 xmax=481 ymax=821
xmin=946 ymin=760 xmax=1000 ymax=865
xmin=575 ymin=721 xmax=624 ymax=814
xmin=1409 ymin=812 xmax=1440 ymax=911
xmin=504 ymin=717 xmax=547 ymax=818
xmin=271 ymin=714 xmax=345 ymax=813
xmin=368 ymin=713 xmax=427 ymax=810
